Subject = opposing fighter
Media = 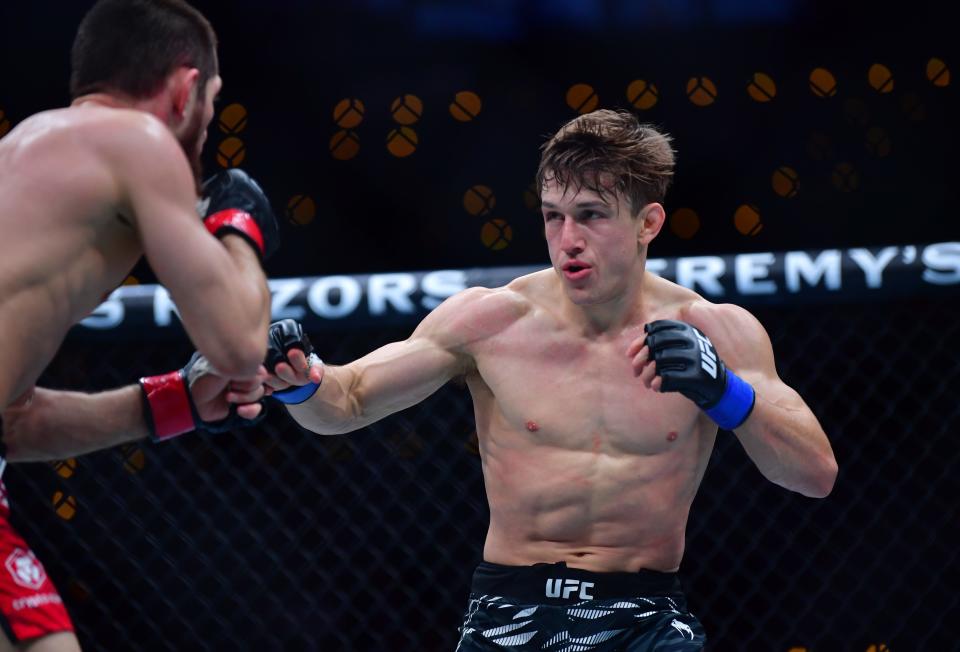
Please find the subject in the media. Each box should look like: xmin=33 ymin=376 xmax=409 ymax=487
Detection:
xmin=0 ymin=1 xmax=278 ymax=649
xmin=266 ymin=110 xmax=838 ymax=650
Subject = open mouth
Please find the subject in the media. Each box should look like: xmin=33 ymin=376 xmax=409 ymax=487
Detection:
xmin=562 ymin=262 xmax=592 ymax=280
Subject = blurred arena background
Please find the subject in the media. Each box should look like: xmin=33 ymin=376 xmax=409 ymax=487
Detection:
xmin=0 ymin=0 xmax=957 ymax=650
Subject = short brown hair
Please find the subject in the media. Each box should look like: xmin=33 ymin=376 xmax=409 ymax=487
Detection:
xmin=536 ymin=109 xmax=676 ymax=215
xmin=70 ymin=0 xmax=218 ymax=100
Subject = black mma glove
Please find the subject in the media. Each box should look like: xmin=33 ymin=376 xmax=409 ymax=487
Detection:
xmin=200 ymin=168 xmax=280 ymax=260
xmin=266 ymin=319 xmax=322 ymax=405
xmin=139 ymin=353 xmax=266 ymax=442
xmin=644 ymin=320 xmax=755 ymax=430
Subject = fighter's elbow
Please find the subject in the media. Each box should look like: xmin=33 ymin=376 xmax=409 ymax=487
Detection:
xmin=1 ymin=422 xmax=45 ymax=463
xmin=804 ymin=453 xmax=839 ymax=498
xmin=202 ymin=336 xmax=266 ymax=378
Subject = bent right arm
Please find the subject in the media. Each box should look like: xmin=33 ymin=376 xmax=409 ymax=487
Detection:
xmin=107 ymin=114 xmax=270 ymax=378
xmin=277 ymin=287 xmax=497 ymax=434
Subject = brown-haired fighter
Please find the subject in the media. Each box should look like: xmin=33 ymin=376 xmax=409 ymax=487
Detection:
xmin=266 ymin=110 xmax=838 ymax=650
xmin=0 ymin=1 xmax=279 ymax=649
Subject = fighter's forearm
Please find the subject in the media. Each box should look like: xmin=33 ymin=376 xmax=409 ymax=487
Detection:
xmin=3 ymin=386 xmax=148 ymax=462
xmin=284 ymin=366 xmax=366 ymax=435
xmin=733 ymin=394 xmax=838 ymax=498
xmin=196 ymin=235 xmax=271 ymax=377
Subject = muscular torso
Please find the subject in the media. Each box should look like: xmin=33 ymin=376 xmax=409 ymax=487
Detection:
xmin=0 ymin=108 xmax=144 ymax=408
xmin=464 ymin=270 xmax=717 ymax=572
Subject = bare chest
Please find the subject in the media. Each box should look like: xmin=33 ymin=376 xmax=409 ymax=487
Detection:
xmin=471 ymin=326 xmax=701 ymax=455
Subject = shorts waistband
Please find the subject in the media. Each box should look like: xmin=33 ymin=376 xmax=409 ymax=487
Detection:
xmin=470 ymin=561 xmax=683 ymax=603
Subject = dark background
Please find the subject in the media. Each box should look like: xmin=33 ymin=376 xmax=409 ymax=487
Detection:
xmin=0 ymin=2 xmax=958 ymax=651
xmin=1 ymin=0 xmax=956 ymax=279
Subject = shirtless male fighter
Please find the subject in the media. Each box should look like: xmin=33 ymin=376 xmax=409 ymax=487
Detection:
xmin=265 ymin=109 xmax=839 ymax=650
xmin=0 ymin=1 xmax=277 ymax=648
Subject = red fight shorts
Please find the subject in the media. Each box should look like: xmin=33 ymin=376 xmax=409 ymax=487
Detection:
xmin=0 ymin=478 xmax=74 ymax=642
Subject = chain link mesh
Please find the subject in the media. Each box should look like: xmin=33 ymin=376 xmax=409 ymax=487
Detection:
xmin=4 ymin=298 xmax=957 ymax=651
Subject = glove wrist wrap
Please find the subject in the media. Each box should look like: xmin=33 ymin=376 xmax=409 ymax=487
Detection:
xmin=204 ymin=208 xmax=265 ymax=257
xmin=703 ymin=371 xmax=755 ymax=430
xmin=272 ymin=382 xmax=320 ymax=405
xmin=139 ymin=371 xmax=194 ymax=441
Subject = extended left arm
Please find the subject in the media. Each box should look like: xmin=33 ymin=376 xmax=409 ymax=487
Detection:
xmin=2 ymin=357 xmax=265 ymax=463
xmin=3 ymin=385 xmax=147 ymax=462
xmin=634 ymin=305 xmax=838 ymax=498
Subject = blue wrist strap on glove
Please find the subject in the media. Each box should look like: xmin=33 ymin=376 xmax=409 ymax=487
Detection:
xmin=272 ymin=382 xmax=320 ymax=405
xmin=704 ymin=371 xmax=755 ymax=430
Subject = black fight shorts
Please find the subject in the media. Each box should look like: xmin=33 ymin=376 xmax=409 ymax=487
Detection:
xmin=455 ymin=561 xmax=705 ymax=651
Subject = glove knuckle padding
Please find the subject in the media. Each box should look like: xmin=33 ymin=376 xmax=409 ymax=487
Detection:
xmin=644 ymin=319 xmax=727 ymax=409
xmin=183 ymin=353 xmax=267 ymax=434
xmin=644 ymin=319 xmax=685 ymax=335
xmin=266 ymin=319 xmax=314 ymax=373
xmin=199 ymin=403 xmax=266 ymax=434
xmin=201 ymin=168 xmax=281 ymax=259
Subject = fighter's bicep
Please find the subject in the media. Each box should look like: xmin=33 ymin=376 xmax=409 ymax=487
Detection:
xmin=693 ymin=303 xmax=801 ymax=405
xmin=691 ymin=303 xmax=777 ymax=376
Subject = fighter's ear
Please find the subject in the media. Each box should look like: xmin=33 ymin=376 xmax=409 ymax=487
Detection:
xmin=168 ymin=66 xmax=200 ymax=118
xmin=638 ymin=202 xmax=666 ymax=245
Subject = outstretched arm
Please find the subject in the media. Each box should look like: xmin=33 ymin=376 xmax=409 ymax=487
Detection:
xmin=2 ymin=365 xmax=264 ymax=463
xmin=269 ymin=288 xmax=495 ymax=435
xmin=632 ymin=302 xmax=838 ymax=498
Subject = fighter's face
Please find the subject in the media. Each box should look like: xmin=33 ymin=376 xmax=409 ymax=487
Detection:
xmin=542 ymin=177 xmax=646 ymax=306
xmin=178 ymin=74 xmax=222 ymax=184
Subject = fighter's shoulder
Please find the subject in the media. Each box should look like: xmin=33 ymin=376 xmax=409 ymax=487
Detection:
xmin=433 ymin=283 xmax=531 ymax=324
xmin=679 ymin=298 xmax=770 ymax=361
xmin=84 ymin=109 xmax=182 ymax=160
xmin=418 ymin=282 xmax=531 ymax=345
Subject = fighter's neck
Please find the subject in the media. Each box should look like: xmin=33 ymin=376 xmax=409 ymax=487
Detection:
xmin=560 ymin=273 xmax=651 ymax=337
xmin=71 ymin=93 xmax=171 ymax=122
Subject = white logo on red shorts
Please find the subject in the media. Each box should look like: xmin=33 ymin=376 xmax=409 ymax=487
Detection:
xmin=5 ymin=548 xmax=46 ymax=590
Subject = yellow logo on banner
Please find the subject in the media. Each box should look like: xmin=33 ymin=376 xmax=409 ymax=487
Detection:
xmin=217 ymin=137 xmax=246 ymax=168
xmin=809 ymin=67 xmax=838 ymax=98
xmin=747 ymin=72 xmax=777 ymax=102
xmin=670 ymin=208 xmax=700 ymax=240
xmin=386 ymin=127 xmax=418 ymax=158
xmin=449 ymin=91 xmax=482 ymax=121
xmin=218 ymin=103 xmax=248 ymax=134
xmin=734 ymin=204 xmax=763 ymax=236
xmin=287 ymin=195 xmax=316 ymax=226
xmin=686 ymin=77 xmax=717 ymax=106
xmin=626 ymin=79 xmax=659 ymax=109
xmin=463 ymin=185 xmax=496 ymax=216
xmin=481 ymin=219 xmax=513 ymax=251
xmin=391 ymin=94 xmax=423 ymax=125
xmin=330 ymin=130 xmax=360 ymax=160
xmin=566 ymin=83 xmax=599 ymax=114
xmin=333 ymin=98 xmax=365 ymax=128
xmin=772 ymin=166 xmax=799 ymax=198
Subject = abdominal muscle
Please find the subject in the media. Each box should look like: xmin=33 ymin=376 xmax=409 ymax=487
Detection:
xmin=476 ymin=413 xmax=713 ymax=573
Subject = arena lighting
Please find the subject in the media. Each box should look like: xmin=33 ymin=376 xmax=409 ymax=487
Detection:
xmin=75 ymin=242 xmax=959 ymax=337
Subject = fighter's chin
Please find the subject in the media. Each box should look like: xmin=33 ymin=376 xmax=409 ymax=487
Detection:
xmin=560 ymin=284 xmax=606 ymax=306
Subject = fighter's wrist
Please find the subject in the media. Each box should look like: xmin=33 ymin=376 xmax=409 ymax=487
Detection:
xmin=702 ymin=370 xmax=755 ymax=430
xmin=272 ymin=380 xmax=321 ymax=405
xmin=139 ymin=370 xmax=195 ymax=442
xmin=204 ymin=208 xmax=265 ymax=257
